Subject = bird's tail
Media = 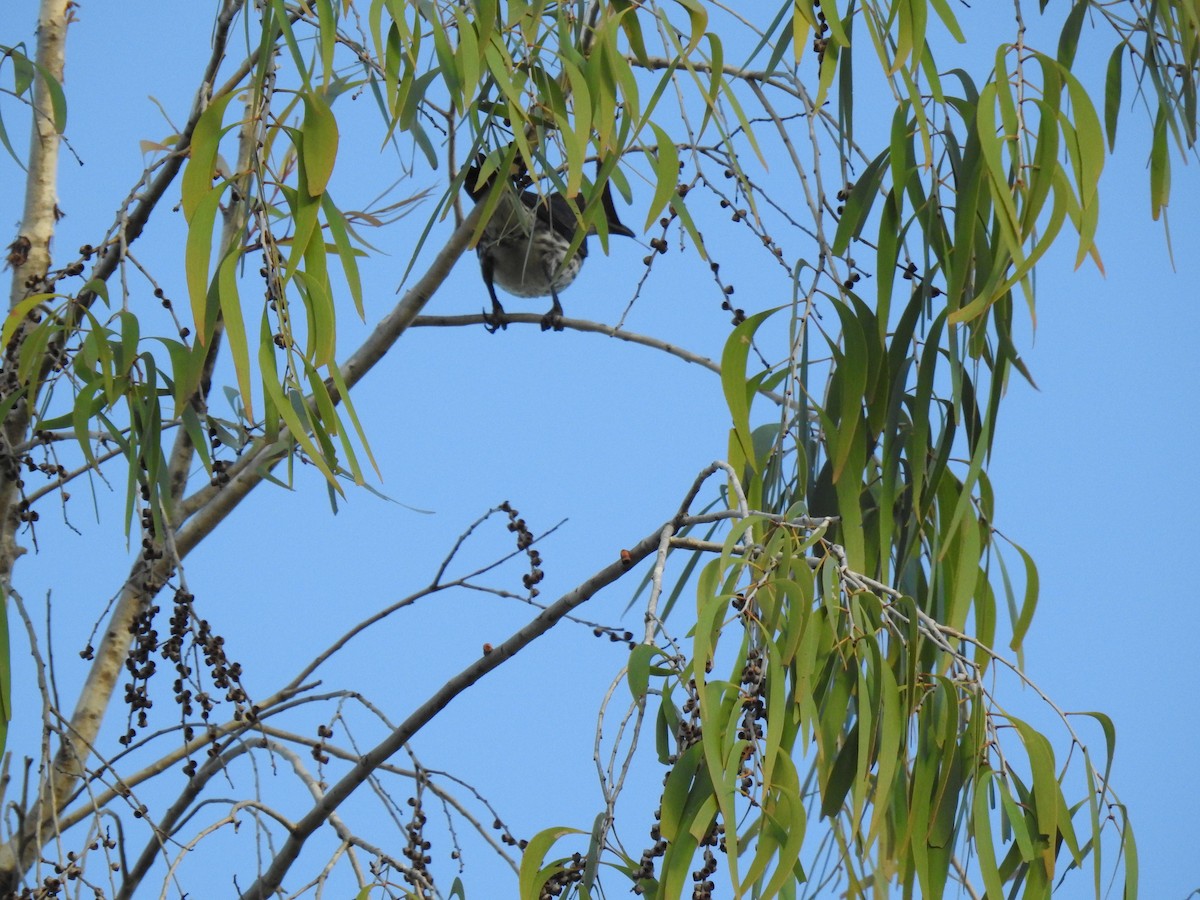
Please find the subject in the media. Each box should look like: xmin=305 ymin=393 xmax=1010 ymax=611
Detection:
xmin=599 ymin=180 xmax=636 ymax=239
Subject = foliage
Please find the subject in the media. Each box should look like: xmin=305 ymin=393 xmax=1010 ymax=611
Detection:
xmin=1 ymin=0 xmax=1195 ymax=897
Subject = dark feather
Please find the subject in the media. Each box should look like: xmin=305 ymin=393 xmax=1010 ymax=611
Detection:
xmin=462 ymin=152 xmax=636 ymax=332
xmin=523 ymin=190 xmax=588 ymax=250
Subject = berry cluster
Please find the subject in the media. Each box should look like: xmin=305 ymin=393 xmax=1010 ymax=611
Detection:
xmin=689 ymin=822 xmax=726 ymax=900
xmin=538 ymin=852 xmax=585 ymax=899
xmin=117 ymin=586 xmax=250 ymax=775
xmin=632 ymin=673 xmax=709 ymax=892
xmin=591 ymin=625 xmax=636 ymax=649
xmin=400 ymin=792 xmax=435 ymax=898
xmin=17 ymin=832 xmax=119 ymax=899
xmin=500 ymin=501 xmax=544 ymax=595
xmin=490 ymin=813 xmax=527 ymax=852
xmin=812 ymin=0 xmax=831 ymax=61
xmin=736 ymin=647 xmax=767 ymax=800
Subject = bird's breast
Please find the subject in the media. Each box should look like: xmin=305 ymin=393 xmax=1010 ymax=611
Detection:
xmin=479 ymin=226 xmax=585 ymax=298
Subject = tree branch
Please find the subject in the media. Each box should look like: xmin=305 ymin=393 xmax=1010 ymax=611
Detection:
xmin=238 ymin=519 xmax=669 ymax=898
xmin=0 ymin=0 xmax=74 ymax=882
xmin=173 ymin=203 xmax=484 ymax=558
xmin=410 ymin=313 xmax=797 ymax=408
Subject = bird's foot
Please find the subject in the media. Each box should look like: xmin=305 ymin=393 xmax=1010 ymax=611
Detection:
xmin=482 ymin=305 xmax=507 ymax=334
xmin=540 ymin=299 xmax=565 ymax=332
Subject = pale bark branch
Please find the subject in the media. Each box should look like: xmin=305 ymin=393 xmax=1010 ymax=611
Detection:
xmin=0 ymin=7 xmax=255 ymax=886
xmin=0 ymin=0 xmax=74 ymax=881
xmin=0 ymin=200 xmax=482 ymax=887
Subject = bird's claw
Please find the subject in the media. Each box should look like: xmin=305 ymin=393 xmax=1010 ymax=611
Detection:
xmin=482 ymin=306 xmax=507 ymax=334
xmin=541 ymin=299 xmax=565 ymax=332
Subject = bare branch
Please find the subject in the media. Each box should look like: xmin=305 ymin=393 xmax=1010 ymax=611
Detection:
xmin=239 ymin=516 xmax=670 ymax=898
xmin=410 ymin=313 xmax=798 ymax=408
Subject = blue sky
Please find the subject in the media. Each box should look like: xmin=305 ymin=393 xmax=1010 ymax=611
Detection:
xmin=3 ymin=1 xmax=1198 ymax=897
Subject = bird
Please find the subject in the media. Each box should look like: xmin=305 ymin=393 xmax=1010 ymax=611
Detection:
xmin=464 ymin=157 xmax=636 ymax=333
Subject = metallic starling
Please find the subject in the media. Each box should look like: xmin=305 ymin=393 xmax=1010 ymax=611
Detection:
xmin=465 ymin=160 xmax=636 ymax=332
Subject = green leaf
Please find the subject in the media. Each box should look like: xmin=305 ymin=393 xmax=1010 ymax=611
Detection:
xmin=819 ymin=724 xmax=858 ymax=819
xmin=181 ymin=91 xmax=236 ymax=222
xmin=302 ymin=91 xmax=339 ymax=197
xmin=831 ymin=148 xmax=889 ymax=255
xmin=1150 ymin=107 xmax=1170 ymax=220
xmin=156 ymin=337 xmax=207 ymax=411
xmin=755 ymin=754 xmax=806 ymax=897
xmin=184 ymin=181 xmax=231 ymax=345
xmin=659 ymin=829 xmax=701 ymax=899
xmin=257 ymin=315 xmax=336 ymax=486
xmin=975 ymin=81 xmax=1022 ymax=262
xmin=658 ymin=742 xmax=705 ymax=842
xmin=972 ymin=770 xmax=1003 ymax=897
xmin=306 ymin=365 xmax=362 ymax=484
xmin=321 ymin=194 xmax=365 ymax=319
xmin=613 ymin=0 xmax=649 ymax=66
xmin=627 ymin=643 xmax=659 ymax=699
xmin=1058 ymin=60 xmax=1105 ymax=263
xmin=180 ymin=405 xmax=212 ymax=477
xmin=673 ymin=0 xmax=709 ymax=56
xmin=1 ymin=293 xmax=55 ymax=351
xmin=1008 ymin=542 xmax=1039 ymax=653
xmin=696 ymin=680 xmax=740 ymax=881
xmin=643 ymin=123 xmax=678 ymax=230
xmin=0 ymin=101 xmax=24 ymax=168
xmin=1104 ymin=44 xmax=1124 ymax=151
xmin=1122 ymin=810 xmax=1138 ymax=900
xmin=216 ymin=247 xmax=254 ymax=421
xmin=1056 ymin=1 xmax=1086 ymax=70
xmin=517 ymin=826 xmax=584 ymax=900
xmin=1056 ymin=783 xmax=1083 ymax=866
xmin=298 ymin=234 xmax=336 ymax=367
xmin=72 ymin=380 xmax=105 ymax=466
xmin=894 ymin=0 xmax=928 ymax=74
xmin=6 ymin=48 xmax=32 ymax=98
xmin=316 ymin=0 xmax=337 ymax=88
xmin=282 ymin=172 xmax=323 ymax=283
xmin=1072 ymin=710 xmax=1116 ymax=790
xmin=32 ymin=59 xmax=68 ymax=132
xmin=268 ymin=0 xmax=310 ymax=88
xmin=655 ymin=689 xmax=679 ymax=764
xmin=719 ymin=308 xmax=779 ymax=474
xmin=928 ymin=0 xmax=965 ymax=42
xmin=945 ymin=515 xmax=981 ymax=632
xmin=866 ymin=659 xmax=901 ymax=848
xmin=1011 ymin=717 xmax=1058 ymax=866
xmin=455 ymin=7 xmax=480 ymax=110
xmin=327 ymin=361 xmax=380 ymax=478
xmin=1021 ymin=97 xmax=1061 ymax=236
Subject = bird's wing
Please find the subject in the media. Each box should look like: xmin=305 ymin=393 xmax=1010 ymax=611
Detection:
xmin=520 ymin=190 xmax=583 ymax=245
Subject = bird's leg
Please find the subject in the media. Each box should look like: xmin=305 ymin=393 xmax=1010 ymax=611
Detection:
xmin=483 ymin=294 xmax=507 ymax=334
xmin=481 ymin=256 xmax=507 ymax=333
xmin=540 ymin=291 xmax=565 ymax=332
